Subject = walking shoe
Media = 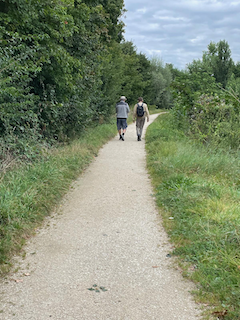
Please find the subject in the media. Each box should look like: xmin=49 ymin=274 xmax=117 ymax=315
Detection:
xmin=137 ymin=135 xmax=140 ymax=141
xmin=122 ymin=135 xmax=125 ymax=141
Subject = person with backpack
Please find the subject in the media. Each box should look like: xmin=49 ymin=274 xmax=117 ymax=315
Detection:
xmin=133 ymin=97 xmax=149 ymax=141
xmin=116 ymin=96 xmax=130 ymax=141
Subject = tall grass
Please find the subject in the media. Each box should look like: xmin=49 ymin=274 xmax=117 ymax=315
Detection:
xmin=146 ymin=113 xmax=240 ymax=320
xmin=0 ymin=123 xmax=117 ymax=274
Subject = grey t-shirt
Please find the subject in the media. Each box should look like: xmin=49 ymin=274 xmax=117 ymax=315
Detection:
xmin=116 ymin=101 xmax=130 ymax=118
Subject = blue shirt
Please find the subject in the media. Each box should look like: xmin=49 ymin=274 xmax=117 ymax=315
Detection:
xmin=116 ymin=101 xmax=130 ymax=118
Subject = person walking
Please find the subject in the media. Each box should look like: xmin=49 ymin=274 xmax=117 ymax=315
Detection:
xmin=133 ymin=97 xmax=149 ymax=141
xmin=116 ymin=96 xmax=130 ymax=141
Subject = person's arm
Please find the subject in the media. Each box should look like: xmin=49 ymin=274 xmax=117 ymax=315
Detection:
xmin=145 ymin=104 xmax=150 ymax=121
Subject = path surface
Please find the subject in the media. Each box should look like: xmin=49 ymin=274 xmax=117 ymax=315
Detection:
xmin=0 ymin=114 xmax=201 ymax=320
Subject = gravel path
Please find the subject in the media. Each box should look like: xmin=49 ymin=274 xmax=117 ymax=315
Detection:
xmin=0 ymin=114 xmax=201 ymax=320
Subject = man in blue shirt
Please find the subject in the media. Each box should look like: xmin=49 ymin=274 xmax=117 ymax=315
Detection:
xmin=116 ymin=96 xmax=130 ymax=141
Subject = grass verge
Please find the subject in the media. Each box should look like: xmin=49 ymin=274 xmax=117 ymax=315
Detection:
xmin=0 ymin=122 xmax=116 ymax=275
xmin=145 ymin=112 xmax=240 ymax=320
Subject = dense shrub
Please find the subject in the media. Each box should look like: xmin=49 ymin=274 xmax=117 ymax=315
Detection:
xmin=170 ymin=40 xmax=240 ymax=150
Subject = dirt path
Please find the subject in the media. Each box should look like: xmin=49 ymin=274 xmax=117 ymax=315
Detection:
xmin=0 ymin=114 xmax=201 ymax=320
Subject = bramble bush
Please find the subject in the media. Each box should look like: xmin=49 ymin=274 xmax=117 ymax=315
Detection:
xmin=171 ymin=89 xmax=240 ymax=150
xmin=188 ymin=94 xmax=240 ymax=149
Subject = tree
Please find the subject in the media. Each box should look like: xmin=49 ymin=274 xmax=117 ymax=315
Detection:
xmin=203 ymin=40 xmax=233 ymax=88
xmin=136 ymin=53 xmax=152 ymax=104
xmin=119 ymin=41 xmax=145 ymax=104
xmin=187 ymin=59 xmax=218 ymax=94
xmin=149 ymin=57 xmax=172 ymax=108
xmin=0 ymin=0 xmax=126 ymax=158
xmin=232 ymin=61 xmax=240 ymax=79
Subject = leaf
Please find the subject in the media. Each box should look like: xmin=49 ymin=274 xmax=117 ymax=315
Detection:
xmin=87 ymin=288 xmax=95 ymax=291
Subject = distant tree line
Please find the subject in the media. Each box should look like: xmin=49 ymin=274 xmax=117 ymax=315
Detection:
xmin=170 ymin=40 xmax=240 ymax=150
xmin=0 ymin=0 xmax=172 ymax=161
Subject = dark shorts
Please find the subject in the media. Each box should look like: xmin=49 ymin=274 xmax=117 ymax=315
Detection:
xmin=117 ymin=118 xmax=127 ymax=130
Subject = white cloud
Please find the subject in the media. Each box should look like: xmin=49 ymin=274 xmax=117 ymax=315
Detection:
xmin=190 ymin=35 xmax=206 ymax=44
xmin=123 ymin=0 xmax=240 ymax=69
xmin=181 ymin=0 xmax=225 ymax=10
xmin=136 ymin=7 xmax=147 ymax=14
xmin=147 ymin=23 xmax=160 ymax=30
xmin=153 ymin=11 xmax=190 ymax=22
xmin=146 ymin=49 xmax=163 ymax=56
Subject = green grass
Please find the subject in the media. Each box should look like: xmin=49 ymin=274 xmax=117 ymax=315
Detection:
xmin=145 ymin=113 xmax=240 ymax=320
xmin=0 ymin=122 xmax=117 ymax=274
xmin=148 ymin=105 xmax=165 ymax=114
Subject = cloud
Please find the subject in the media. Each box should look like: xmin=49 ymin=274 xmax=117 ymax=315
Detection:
xmin=123 ymin=0 xmax=240 ymax=69
xmin=136 ymin=7 xmax=147 ymax=14
xmin=153 ymin=15 xmax=190 ymax=23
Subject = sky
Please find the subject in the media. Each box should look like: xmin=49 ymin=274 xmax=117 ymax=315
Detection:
xmin=122 ymin=0 xmax=240 ymax=70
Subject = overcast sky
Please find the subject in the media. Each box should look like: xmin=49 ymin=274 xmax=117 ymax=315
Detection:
xmin=122 ymin=0 xmax=240 ymax=70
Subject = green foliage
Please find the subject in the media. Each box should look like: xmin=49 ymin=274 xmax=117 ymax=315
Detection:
xmin=98 ymin=43 xmax=124 ymax=117
xmin=0 ymin=0 xmax=125 ymax=160
xmin=146 ymin=113 xmax=240 ymax=319
xmin=172 ymin=59 xmax=219 ymax=108
xmin=148 ymin=57 xmax=172 ymax=109
xmin=227 ymin=73 xmax=240 ymax=98
xmin=170 ymin=40 xmax=240 ymax=150
xmin=0 ymin=0 xmax=172 ymax=162
xmin=203 ymin=40 xmax=233 ymax=88
xmin=189 ymin=94 xmax=240 ymax=149
xmin=119 ymin=41 xmax=146 ymax=104
xmin=232 ymin=61 xmax=240 ymax=79
xmin=136 ymin=53 xmax=152 ymax=103
xmin=170 ymin=62 xmax=219 ymax=132
xmin=0 ymin=33 xmax=42 ymax=159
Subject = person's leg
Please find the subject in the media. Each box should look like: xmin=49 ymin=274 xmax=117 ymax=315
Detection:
xmin=136 ymin=118 xmax=141 ymax=140
xmin=136 ymin=118 xmax=145 ymax=141
xmin=117 ymin=119 xmax=122 ymax=139
xmin=139 ymin=118 xmax=146 ymax=139
xmin=121 ymin=119 xmax=127 ymax=141
xmin=118 ymin=129 xmax=122 ymax=139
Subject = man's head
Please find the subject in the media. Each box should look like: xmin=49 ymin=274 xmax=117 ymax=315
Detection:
xmin=120 ymin=96 xmax=126 ymax=101
xmin=138 ymin=97 xmax=143 ymax=102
